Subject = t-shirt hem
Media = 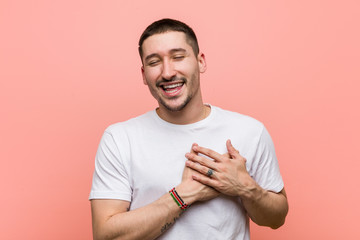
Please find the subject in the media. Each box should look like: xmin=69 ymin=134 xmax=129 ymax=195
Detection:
xmin=269 ymin=182 xmax=284 ymax=193
xmin=89 ymin=191 xmax=131 ymax=201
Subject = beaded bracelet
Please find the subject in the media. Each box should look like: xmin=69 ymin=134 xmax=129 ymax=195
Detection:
xmin=169 ymin=188 xmax=189 ymax=210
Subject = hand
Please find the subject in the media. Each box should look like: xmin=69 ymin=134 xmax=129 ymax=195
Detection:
xmin=185 ymin=140 xmax=257 ymax=198
xmin=176 ymin=143 xmax=219 ymax=204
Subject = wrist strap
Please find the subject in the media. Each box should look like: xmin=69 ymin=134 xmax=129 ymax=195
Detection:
xmin=169 ymin=188 xmax=189 ymax=210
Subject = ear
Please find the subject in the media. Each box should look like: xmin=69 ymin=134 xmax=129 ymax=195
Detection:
xmin=141 ymin=66 xmax=148 ymax=85
xmin=197 ymin=52 xmax=207 ymax=73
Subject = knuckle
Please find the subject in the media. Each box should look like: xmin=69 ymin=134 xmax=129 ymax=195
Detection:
xmin=188 ymin=162 xmax=195 ymax=168
xmin=203 ymin=148 xmax=211 ymax=155
xmin=196 ymin=157 xmax=205 ymax=165
xmin=200 ymin=177 xmax=208 ymax=184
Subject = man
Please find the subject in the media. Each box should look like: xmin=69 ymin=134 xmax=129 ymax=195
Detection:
xmin=90 ymin=18 xmax=288 ymax=240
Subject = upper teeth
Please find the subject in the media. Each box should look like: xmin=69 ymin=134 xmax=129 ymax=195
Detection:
xmin=163 ymin=83 xmax=183 ymax=89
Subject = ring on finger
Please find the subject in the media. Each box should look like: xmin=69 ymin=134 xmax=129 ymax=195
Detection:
xmin=206 ymin=168 xmax=214 ymax=177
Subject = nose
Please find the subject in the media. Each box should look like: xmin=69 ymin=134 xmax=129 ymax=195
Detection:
xmin=161 ymin=58 xmax=176 ymax=80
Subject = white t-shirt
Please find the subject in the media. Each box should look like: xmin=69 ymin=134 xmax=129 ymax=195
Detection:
xmin=90 ymin=105 xmax=284 ymax=240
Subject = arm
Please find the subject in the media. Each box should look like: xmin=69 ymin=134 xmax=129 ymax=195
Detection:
xmin=241 ymin=187 xmax=288 ymax=229
xmin=91 ymin=144 xmax=219 ymax=240
xmin=185 ymin=140 xmax=288 ymax=229
xmin=91 ymin=195 xmax=181 ymax=240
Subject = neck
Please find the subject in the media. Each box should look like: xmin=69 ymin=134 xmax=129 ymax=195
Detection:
xmin=156 ymin=96 xmax=210 ymax=125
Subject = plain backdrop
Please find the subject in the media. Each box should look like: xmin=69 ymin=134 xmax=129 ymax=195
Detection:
xmin=1 ymin=0 xmax=359 ymax=239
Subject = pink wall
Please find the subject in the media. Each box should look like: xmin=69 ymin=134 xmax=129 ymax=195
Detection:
xmin=1 ymin=0 xmax=359 ymax=239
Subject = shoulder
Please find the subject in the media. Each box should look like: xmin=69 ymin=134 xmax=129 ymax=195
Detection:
xmin=104 ymin=110 xmax=156 ymax=137
xmin=212 ymin=106 xmax=264 ymax=131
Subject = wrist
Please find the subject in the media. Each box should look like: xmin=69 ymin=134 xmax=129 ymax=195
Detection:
xmin=169 ymin=187 xmax=190 ymax=210
xmin=173 ymin=183 xmax=198 ymax=205
xmin=239 ymin=180 xmax=266 ymax=203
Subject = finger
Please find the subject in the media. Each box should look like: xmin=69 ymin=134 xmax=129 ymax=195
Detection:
xmin=192 ymin=173 xmax=218 ymax=188
xmin=183 ymin=144 xmax=199 ymax=180
xmin=190 ymin=143 xmax=198 ymax=154
xmin=226 ymin=140 xmax=247 ymax=168
xmin=185 ymin=152 xmax=218 ymax=171
xmin=186 ymin=160 xmax=217 ymax=179
xmin=226 ymin=139 xmax=241 ymax=159
xmin=193 ymin=145 xmax=224 ymax=162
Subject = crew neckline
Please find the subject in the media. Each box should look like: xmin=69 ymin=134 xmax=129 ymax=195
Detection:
xmin=152 ymin=104 xmax=216 ymax=129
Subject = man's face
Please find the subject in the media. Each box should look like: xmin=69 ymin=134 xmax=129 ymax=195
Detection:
xmin=141 ymin=31 xmax=206 ymax=112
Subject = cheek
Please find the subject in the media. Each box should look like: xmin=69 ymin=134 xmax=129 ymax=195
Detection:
xmin=144 ymin=68 xmax=162 ymax=83
xmin=178 ymin=60 xmax=199 ymax=74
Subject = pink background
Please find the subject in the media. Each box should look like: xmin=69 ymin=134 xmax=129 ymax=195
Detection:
xmin=1 ymin=0 xmax=359 ymax=239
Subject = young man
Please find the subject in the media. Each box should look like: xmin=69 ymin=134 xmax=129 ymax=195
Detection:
xmin=90 ymin=19 xmax=288 ymax=240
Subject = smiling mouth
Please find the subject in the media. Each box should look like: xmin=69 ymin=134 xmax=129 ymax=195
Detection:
xmin=161 ymin=82 xmax=184 ymax=93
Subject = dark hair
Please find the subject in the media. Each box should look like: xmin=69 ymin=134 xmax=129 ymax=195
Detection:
xmin=138 ymin=18 xmax=199 ymax=58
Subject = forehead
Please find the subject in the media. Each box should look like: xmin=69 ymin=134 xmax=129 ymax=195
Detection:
xmin=141 ymin=31 xmax=192 ymax=57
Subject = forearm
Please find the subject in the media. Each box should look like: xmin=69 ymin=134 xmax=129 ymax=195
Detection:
xmin=241 ymin=186 xmax=288 ymax=229
xmin=92 ymin=179 xmax=210 ymax=240
xmin=92 ymin=194 xmax=182 ymax=240
xmin=92 ymin=143 xmax=219 ymax=240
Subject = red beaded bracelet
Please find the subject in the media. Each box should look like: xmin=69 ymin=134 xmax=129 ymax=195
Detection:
xmin=169 ymin=188 xmax=189 ymax=210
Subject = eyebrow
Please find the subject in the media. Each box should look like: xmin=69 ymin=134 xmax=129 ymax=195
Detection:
xmin=169 ymin=48 xmax=187 ymax=54
xmin=144 ymin=48 xmax=187 ymax=62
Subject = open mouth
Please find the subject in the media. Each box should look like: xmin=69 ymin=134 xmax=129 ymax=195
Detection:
xmin=161 ymin=82 xmax=184 ymax=94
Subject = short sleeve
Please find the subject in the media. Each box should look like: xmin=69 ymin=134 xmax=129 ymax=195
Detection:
xmin=89 ymin=130 xmax=132 ymax=201
xmin=250 ymin=126 xmax=284 ymax=193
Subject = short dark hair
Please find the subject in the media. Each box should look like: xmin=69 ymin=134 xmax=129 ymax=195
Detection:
xmin=138 ymin=18 xmax=199 ymax=59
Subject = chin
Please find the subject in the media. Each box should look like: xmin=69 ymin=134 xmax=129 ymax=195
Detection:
xmin=160 ymin=97 xmax=191 ymax=112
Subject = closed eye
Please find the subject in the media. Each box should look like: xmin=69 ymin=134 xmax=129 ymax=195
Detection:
xmin=173 ymin=55 xmax=185 ymax=60
xmin=147 ymin=60 xmax=160 ymax=66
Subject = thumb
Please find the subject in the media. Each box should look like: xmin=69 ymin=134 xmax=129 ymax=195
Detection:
xmin=226 ymin=139 xmax=240 ymax=159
